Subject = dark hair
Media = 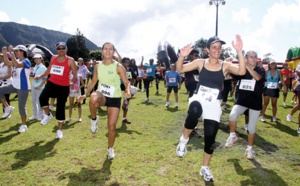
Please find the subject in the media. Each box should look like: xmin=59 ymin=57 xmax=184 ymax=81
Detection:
xmin=189 ymin=49 xmax=199 ymax=56
xmin=102 ymin=42 xmax=115 ymax=50
xmin=122 ymin=57 xmax=130 ymax=63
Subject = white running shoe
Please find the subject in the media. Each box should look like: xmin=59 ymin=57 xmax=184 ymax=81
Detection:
xmin=165 ymin=102 xmax=169 ymax=107
xmin=18 ymin=125 xmax=28 ymax=133
xmin=66 ymin=118 xmax=72 ymax=122
xmin=297 ymin=127 xmax=300 ymax=135
xmin=200 ymin=166 xmax=214 ymax=182
xmin=245 ymin=148 xmax=254 ymax=159
xmin=2 ymin=106 xmax=15 ymax=118
xmin=90 ymin=116 xmax=99 ymax=133
xmin=28 ymin=116 xmax=38 ymax=121
xmin=145 ymin=98 xmax=149 ymax=102
xmin=283 ymin=102 xmax=287 ymax=107
xmin=260 ymin=116 xmax=266 ymax=122
xmin=225 ymin=135 xmax=238 ymax=147
xmin=78 ymin=118 xmax=82 ymax=122
xmin=49 ymin=105 xmax=54 ymax=111
xmin=244 ymin=124 xmax=248 ymax=131
xmin=272 ymin=117 xmax=277 ymax=122
xmin=56 ymin=130 xmax=63 ymax=139
xmin=107 ymin=147 xmax=115 ymax=160
xmin=175 ymin=102 xmax=178 ymax=107
xmin=176 ymin=136 xmax=189 ymax=158
xmin=287 ymin=114 xmax=292 ymax=122
xmin=41 ymin=113 xmax=53 ymax=125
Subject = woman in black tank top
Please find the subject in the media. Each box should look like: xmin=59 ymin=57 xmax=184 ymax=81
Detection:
xmin=175 ymin=35 xmax=246 ymax=182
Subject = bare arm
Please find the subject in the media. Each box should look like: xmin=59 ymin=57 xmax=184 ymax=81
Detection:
xmin=279 ymin=70 xmax=287 ymax=93
xmin=68 ymin=58 xmax=77 ymax=84
xmin=175 ymin=43 xmax=201 ymax=74
xmin=246 ymin=65 xmax=262 ymax=81
xmin=0 ymin=65 xmax=12 ymax=80
xmin=117 ymin=63 xmax=131 ymax=98
xmin=35 ymin=56 xmax=54 ymax=80
xmin=115 ymin=49 xmax=122 ymax=62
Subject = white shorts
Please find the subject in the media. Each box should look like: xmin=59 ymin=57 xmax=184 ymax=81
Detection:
xmin=188 ymin=94 xmax=222 ymax=122
xmin=69 ymin=91 xmax=81 ymax=98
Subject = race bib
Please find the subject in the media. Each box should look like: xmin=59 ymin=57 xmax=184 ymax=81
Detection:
xmin=239 ymin=79 xmax=255 ymax=91
xmin=169 ymin=78 xmax=176 ymax=83
xmin=126 ymin=72 xmax=132 ymax=79
xmin=146 ymin=68 xmax=152 ymax=73
xmin=193 ymin=74 xmax=199 ymax=82
xmin=99 ymin=84 xmax=115 ymax=98
xmin=283 ymin=76 xmax=287 ymax=81
xmin=198 ymin=85 xmax=219 ymax=103
xmin=156 ymin=71 xmax=161 ymax=75
xmin=267 ymin=82 xmax=278 ymax=89
xmin=50 ymin=65 xmax=64 ymax=76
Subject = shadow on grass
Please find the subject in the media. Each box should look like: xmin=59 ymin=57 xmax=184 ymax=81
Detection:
xmin=219 ymin=122 xmax=279 ymax=153
xmin=58 ymin=159 xmax=119 ymax=185
xmin=4 ymin=139 xmax=58 ymax=170
xmin=263 ymin=120 xmax=298 ymax=137
xmin=166 ymin=106 xmax=179 ymax=112
xmin=227 ymin=158 xmax=288 ymax=186
xmin=115 ymin=122 xmax=142 ymax=136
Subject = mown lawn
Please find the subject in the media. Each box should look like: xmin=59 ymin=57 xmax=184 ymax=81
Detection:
xmin=0 ymin=80 xmax=299 ymax=186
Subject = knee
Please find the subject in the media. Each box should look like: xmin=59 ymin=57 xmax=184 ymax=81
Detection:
xmin=184 ymin=101 xmax=202 ymax=129
xmin=229 ymin=112 xmax=238 ymax=122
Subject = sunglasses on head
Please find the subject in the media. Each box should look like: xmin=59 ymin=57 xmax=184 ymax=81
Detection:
xmin=57 ymin=47 xmax=66 ymax=50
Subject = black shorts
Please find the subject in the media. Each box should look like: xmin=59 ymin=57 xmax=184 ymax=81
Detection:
xmin=167 ymin=86 xmax=178 ymax=93
xmin=105 ymin=97 xmax=121 ymax=108
xmin=120 ymin=84 xmax=125 ymax=91
xmin=263 ymin=88 xmax=280 ymax=98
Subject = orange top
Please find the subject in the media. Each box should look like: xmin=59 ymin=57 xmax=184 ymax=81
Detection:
xmin=49 ymin=56 xmax=71 ymax=86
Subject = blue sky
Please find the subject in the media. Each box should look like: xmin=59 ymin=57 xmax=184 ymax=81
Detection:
xmin=0 ymin=0 xmax=300 ymax=63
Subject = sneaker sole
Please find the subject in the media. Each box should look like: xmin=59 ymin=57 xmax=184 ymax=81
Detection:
xmin=225 ymin=138 xmax=238 ymax=148
xmin=200 ymin=172 xmax=214 ymax=182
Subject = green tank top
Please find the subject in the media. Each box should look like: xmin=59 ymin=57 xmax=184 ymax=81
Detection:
xmin=97 ymin=61 xmax=122 ymax=98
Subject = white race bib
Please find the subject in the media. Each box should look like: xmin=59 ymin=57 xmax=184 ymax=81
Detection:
xmin=50 ymin=65 xmax=65 ymax=76
xmin=146 ymin=68 xmax=152 ymax=73
xmin=193 ymin=74 xmax=199 ymax=82
xmin=126 ymin=72 xmax=132 ymax=79
xmin=99 ymin=84 xmax=115 ymax=98
xmin=198 ymin=85 xmax=219 ymax=103
xmin=267 ymin=82 xmax=278 ymax=89
xmin=239 ymin=79 xmax=255 ymax=91
xmin=283 ymin=76 xmax=287 ymax=81
xmin=169 ymin=78 xmax=176 ymax=83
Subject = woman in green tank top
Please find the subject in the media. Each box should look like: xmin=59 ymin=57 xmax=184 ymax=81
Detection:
xmin=77 ymin=42 xmax=131 ymax=160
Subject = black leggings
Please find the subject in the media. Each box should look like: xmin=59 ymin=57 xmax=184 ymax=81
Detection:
xmin=144 ymin=76 xmax=154 ymax=98
xmin=221 ymin=79 xmax=232 ymax=103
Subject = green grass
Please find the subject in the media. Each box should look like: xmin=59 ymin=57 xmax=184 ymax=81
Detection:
xmin=0 ymin=80 xmax=300 ymax=186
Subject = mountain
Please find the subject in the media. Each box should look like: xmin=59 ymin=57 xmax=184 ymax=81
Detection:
xmin=0 ymin=22 xmax=100 ymax=54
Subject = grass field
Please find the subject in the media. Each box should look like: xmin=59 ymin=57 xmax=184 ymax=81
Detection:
xmin=0 ymin=80 xmax=299 ymax=186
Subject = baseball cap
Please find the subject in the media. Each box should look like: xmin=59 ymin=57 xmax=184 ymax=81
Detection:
xmin=206 ymin=36 xmax=226 ymax=48
xmin=13 ymin=45 xmax=28 ymax=53
xmin=33 ymin=54 xmax=42 ymax=58
xmin=269 ymin=60 xmax=276 ymax=64
xmin=55 ymin=42 xmax=67 ymax=49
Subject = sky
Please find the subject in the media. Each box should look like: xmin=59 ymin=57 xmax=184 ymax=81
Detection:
xmin=0 ymin=0 xmax=300 ymax=64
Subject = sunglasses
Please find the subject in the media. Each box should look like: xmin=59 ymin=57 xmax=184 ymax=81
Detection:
xmin=57 ymin=47 xmax=66 ymax=50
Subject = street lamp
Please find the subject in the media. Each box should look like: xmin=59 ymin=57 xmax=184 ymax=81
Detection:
xmin=209 ymin=0 xmax=226 ymax=36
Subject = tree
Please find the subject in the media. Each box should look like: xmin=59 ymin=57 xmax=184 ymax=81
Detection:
xmin=262 ymin=53 xmax=273 ymax=62
xmin=90 ymin=50 xmax=102 ymax=60
xmin=66 ymin=28 xmax=90 ymax=61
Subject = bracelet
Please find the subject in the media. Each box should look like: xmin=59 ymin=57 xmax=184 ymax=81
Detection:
xmin=236 ymin=50 xmax=243 ymax=54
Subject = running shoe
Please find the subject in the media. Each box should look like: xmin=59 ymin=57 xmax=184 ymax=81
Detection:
xmin=56 ymin=130 xmax=63 ymax=139
xmin=66 ymin=118 xmax=72 ymax=122
xmin=28 ymin=116 xmax=38 ymax=121
xmin=272 ymin=117 xmax=277 ymax=122
xmin=200 ymin=166 xmax=214 ymax=182
xmin=49 ymin=105 xmax=54 ymax=111
xmin=155 ymin=91 xmax=159 ymax=95
xmin=165 ymin=102 xmax=170 ymax=107
xmin=176 ymin=136 xmax=188 ymax=158
xmin=2 ymin=106 xmax=15 ymax=119
xmin=90 ymin=116 xmax=99 ymax=133
xmin=225 ymin=135 xmax=238 ymax=147
xmin=78 ymin=118 xmax=82 ymax=122
xmin=297 ymin=127 xmax=300 ymax=135
xmin=260 ymin=116 xmax=266 ymax=122
xmin=286 ymin=114 xmax=292 ymax=122
xmin=122 ymin=118 xmax=131 ymax=124
xmin=18 ymin=125 xmax=28 ymax=133
xmin=283 ymin=102 xmax=287 ymax=107
xmin=244 ymin=124 xmax=248 ymax=131
xmin=107 ymin=147 xmax=115 ymax=160
xmin=41 ymin=113 xmax=53 ymax=125
xmin=245 ymin=148 xmax=254 ymax=159
xmin=175 ymin=102 xmax=179 ymax=107
xmin=145 ymin=98 xmax=149 ymax=102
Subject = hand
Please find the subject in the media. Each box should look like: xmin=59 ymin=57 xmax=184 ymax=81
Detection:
xmin=225 ymin=57 xmax=233 ymax=62
xmin=77 ymin=95 xmax=86 ymax=103
xmin=179 ymin=44 xmax=193 ymax=58
xmin=8 ymin=45 xmax=13 ymax=53
xmin=2 ymin=46 xmax=7 ymax=53
xmin=231 ymin=34 xmax=243 ymax=52
xmin=34 ymin=75 xmax=40 ymax=80
xmin=124 ymin=92 xmax=132 ymax=99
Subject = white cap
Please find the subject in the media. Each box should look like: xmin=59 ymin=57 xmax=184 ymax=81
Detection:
xmin=13 ymin=45 xmax=28 ymax=53
xmin=33 ymin=54 xmax=42 ymax=58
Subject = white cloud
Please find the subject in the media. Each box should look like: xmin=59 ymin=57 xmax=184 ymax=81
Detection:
xmin=0 ymin=11 xmax=11 ymax=22
xmin=18 ymin=18 xmax=30 ymax=25
xmin=231 ymin=8 xmax=251 ymax=23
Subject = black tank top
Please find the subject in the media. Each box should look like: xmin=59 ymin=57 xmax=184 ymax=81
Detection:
xmin=195 ymin=60 xmax=225 ymax=99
